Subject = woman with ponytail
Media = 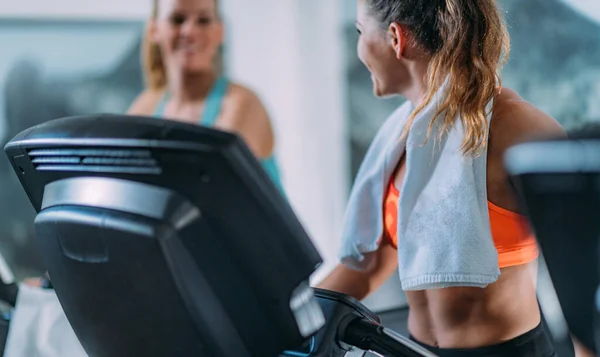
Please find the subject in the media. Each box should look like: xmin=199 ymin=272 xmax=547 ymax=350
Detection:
xmin=318 ymin=1 xmax=565 ymax=356
xmin=128 ymin=0 xmax=282 ymax=189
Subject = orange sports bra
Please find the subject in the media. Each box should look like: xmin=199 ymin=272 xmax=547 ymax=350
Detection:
xmin=383 ymin=179 xmax=538 ymax=268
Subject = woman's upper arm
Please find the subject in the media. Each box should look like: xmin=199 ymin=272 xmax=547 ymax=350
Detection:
xmin=220 ymin=85 xmax=275 ymax=159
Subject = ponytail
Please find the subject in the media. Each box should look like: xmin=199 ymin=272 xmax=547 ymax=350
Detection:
xmin=367 ymin=0 xmax=510 ymax=156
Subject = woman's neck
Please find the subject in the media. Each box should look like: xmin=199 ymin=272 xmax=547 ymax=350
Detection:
xmin=402 ymin=59 xmax=430 ymax=107
xmin=167 ymin=68 xmax=217 ymax=103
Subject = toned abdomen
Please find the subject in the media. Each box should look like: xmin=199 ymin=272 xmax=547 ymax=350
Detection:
xmin=405 ymin=261 xmax=540 ymax=348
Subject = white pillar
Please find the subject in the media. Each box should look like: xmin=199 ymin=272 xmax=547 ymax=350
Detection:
xmin=222 ymin=0 xmax=350 ymax=284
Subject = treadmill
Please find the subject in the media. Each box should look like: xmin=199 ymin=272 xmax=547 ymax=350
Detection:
xmin=505 ymin=134 xmax=600 ymax=355
xmin=0 ymin=251 xmax=16 ymax=355
xmin=4 ymin=114 xmax=434 ymax=357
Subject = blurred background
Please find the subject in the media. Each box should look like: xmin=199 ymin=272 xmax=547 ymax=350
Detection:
xmin=0 ymin=0 xmax=599 ymax=317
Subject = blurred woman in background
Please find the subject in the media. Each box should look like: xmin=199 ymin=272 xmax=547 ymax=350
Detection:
xmin=128 ymin=0 xmax=282 ymax=188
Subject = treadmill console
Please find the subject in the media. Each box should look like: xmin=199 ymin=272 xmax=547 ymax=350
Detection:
xmin=505 ymin=138 xmax=600 ymax=354
xmin=4 ymin=115 xmax=324 ymax=357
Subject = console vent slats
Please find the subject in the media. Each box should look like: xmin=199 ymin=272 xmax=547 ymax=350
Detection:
xmin=28 ymin=148 xmax=161 ymax=175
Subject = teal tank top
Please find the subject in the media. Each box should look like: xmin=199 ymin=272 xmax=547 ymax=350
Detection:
xmin=153 ymin=77 xmax=284 ymax=191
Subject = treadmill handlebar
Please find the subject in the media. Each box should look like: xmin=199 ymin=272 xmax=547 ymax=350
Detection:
xmin=0 ymin=281 xmax=17 ymax=307
xmin=340 ymin=316 xmax=438 ymax=357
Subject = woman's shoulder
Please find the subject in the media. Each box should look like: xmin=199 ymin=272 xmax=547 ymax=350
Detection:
xmin=221 ymin=81 xmax=275 ymax=158
xmin=489 ymin=87 xmax=566 ymax=155
xmin=224 ymin=82 xmax=265 ymax=109
xmin=127 ymin=89 xmax=164 ymax=116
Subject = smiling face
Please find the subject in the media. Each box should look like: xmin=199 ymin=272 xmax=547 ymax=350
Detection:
xmin=356 ymin=0 xmax=407 ymax=98
xmin=150 ymin=0 xmax=223 ymax=74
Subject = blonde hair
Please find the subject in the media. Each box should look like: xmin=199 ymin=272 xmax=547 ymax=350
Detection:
xmin=367 ymin=0 xmax=510 ymax=156
xmin=142 ymin=0 xmax=223 ymax=91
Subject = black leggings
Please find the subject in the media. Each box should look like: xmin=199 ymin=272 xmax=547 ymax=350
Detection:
xmin=409 ymin=323 xmax=556 ymax=357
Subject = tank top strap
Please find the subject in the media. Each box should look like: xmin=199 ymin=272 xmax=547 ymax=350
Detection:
xmin=259 ymin=155 xmax=284 ymax=193
xmin=153 ymin=92 xmax=169 ymax=116
xmin=201 ymin=76 xmax=229 ymax=127
xmin=152 ymin=76 xmax=229 ymax=126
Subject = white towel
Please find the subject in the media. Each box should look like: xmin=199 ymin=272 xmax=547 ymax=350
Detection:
xmin=340 ymin=83 xmax=500 ymax=291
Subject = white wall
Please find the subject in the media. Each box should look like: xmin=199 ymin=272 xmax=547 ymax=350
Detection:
xmin=222 ymin=0 xmax=350 ymax=285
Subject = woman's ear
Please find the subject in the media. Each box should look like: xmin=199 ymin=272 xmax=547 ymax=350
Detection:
xmin=388 ymin=22 xmax=407 ymax=59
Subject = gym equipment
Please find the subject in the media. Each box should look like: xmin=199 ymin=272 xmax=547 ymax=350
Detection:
xmin=282 ymin=289 xmax=434 ymax=357
xmin=0 ymin=252 xmax=17 ymax=307
xmin=505 ymin=135 xmax=600 ymax=355
xmin=4 ymin=114 xmax=435 ymax=357
xmin=0 ymin=251 xmax=16 ymax=356
xmin=0 ymin=313 xmax=8 ymax=357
